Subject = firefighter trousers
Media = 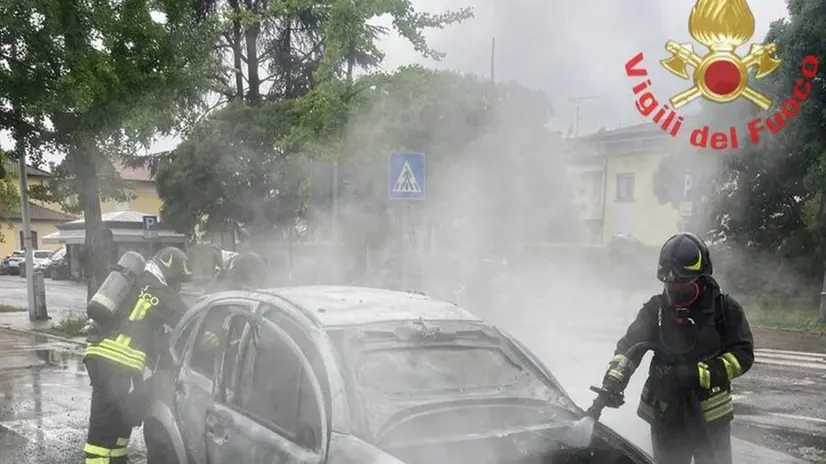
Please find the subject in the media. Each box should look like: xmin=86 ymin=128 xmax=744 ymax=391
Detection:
xmin=651 ymin=421 xmax=733 ymax=464
xmin=83 ymin=357 xmax=135 ymax=464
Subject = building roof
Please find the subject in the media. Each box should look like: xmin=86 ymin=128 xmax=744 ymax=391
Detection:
xmin=63 ymin=210 xmax=156 ymax=226
xmin=43 ymin=227 xmax=186 ymax=245
xmin=115 ymin=161 xmax=153 ymax=182
xmin=4 ymin=161 xmax=51 ymax=177
xmin=264 ymin=286 xmax=482 ymax=327
xmin=577 ymin=122 xmax=667 ymax=142
xmin=3 ymin=202 xmax=78 ymax=222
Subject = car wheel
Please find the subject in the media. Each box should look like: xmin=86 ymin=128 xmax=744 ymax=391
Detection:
xmin=145 ymin=426 xmax=180 ymax=464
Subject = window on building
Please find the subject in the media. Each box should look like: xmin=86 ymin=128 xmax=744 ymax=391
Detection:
xmin=616 ymin=173 xmax=635 ymax=201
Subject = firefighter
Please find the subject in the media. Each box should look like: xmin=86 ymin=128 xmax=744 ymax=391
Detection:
xmin=601 ymin=232 xmax=754 ymax=464
xmin=83 ymin=247 xmax=192 ymax=464
xmin=210 ymin=251 xmax=269 ymax=292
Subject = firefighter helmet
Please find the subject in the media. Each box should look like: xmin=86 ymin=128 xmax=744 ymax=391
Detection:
xmin=152 ymin=247 xmax=193 ymax=289
xmin=656 ymin=232 xmax=712 ymax=283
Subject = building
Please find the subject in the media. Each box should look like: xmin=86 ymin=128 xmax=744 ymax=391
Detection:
xmin=1 ymin=160 xmax=165 ymax=255
xmin=0 ymin=162 xmax=79 ymax=256
xmin=103 ymin=163 xmax=163 ymax=214
xmin=566 ymin=123 xmax=682 ymax=247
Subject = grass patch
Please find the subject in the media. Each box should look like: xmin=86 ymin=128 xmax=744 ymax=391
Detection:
xmin=740 ymin=295 xmax=826 ymax=333
xmin=0 ymin=304 xmax=24 ymax=313
xmin=33 ymin=314 xmax=88 ymax=338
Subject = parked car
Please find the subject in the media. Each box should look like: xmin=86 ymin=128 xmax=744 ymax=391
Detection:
xmin=6 ymin=250 xmax=25 ymax=275
xmin=0 ymin=255 xmax=11 ymax=275
xmin=46 ymin=247 xmax=69 ymax=280
xmin=40 ymin=248 xmax=66 ymax=278
xmin=19 ymin=250 xmax=58 ymax=278
xmin=145 ymin=286 xmax=654 ymax=464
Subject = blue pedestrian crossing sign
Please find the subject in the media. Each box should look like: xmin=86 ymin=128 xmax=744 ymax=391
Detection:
xmin=388 ymin=152 xmax=425 ymax=200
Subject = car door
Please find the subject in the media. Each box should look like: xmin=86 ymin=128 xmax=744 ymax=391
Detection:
xmin=205 ymin=315 xmax=329 ymax=464
xmin=174 ymin=300 xmax=257 ymax=464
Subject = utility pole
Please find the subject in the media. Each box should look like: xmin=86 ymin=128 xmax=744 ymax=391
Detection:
xmin=10 ymin=42 xmax=37 ymax=321
xmin=490 ymin=37 xmax=496 ymax=82
xmin=569 ymin=95 xmax=600 ymax=137
xmin=15 ymin=123 xmax=36 ymax=320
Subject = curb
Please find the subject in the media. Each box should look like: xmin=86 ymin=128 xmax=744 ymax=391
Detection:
xmin=0 ymin=325 xmax=87 ymax=347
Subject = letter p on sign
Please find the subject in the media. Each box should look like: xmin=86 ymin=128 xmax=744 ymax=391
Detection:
xmin=683 ymin=174 xmax=692 ymax=200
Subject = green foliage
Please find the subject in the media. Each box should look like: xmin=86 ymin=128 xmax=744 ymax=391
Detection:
xmin=156 ymin=0 xmax=474 ymax=238
xmin=155 ymin=100 xmax=308 ymax=234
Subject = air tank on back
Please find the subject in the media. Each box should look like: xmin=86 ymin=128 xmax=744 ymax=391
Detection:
xmin=87 ymin=251 xmax=146 ymax=324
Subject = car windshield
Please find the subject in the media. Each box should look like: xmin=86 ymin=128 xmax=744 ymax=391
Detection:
xmin=11 ymin=251 xmax=24 ymax=258
xmin=357 ymin=347 xmax=524 ymax=394
xmin=332 ymin=321 xmax=575 ymax=440
xmin=34 ymin=251 xmax=52 ymax=259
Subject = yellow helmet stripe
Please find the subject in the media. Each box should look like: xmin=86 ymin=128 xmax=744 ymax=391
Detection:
xmin=684 ymin=250 xmax=702 ymax=271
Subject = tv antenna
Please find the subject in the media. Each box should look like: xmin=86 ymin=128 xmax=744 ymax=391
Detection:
xmin=569 ymin=95 xmax=600 ymax=137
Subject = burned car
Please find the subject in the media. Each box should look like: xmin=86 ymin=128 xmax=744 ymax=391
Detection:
xmin=145 ymin=286 xmax=653 ymax=464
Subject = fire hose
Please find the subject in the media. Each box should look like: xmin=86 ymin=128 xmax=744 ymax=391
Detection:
xmin=567 ymin=340 xmax=722 ymax=461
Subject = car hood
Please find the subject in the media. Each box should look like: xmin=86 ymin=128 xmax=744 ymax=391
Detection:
xmin=327 ymin=421 xmax=653 ymax=464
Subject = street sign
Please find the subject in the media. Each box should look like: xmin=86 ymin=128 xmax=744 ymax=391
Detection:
xmin=683 ymin=173 xmax=693 ymax=200
xmin=388 ymin=152 xmax=426 ymax=200
xmin=143 ymin=215 xmax=159 ymax=239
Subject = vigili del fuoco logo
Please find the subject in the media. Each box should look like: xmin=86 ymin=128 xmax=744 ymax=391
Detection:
xmin=625 ymin=0 xmax=818 ymax=150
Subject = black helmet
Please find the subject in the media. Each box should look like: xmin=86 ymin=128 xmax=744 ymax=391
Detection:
xmin=656 ymin=232 xmax=712 ymax=283
xmin=152 ymin=247 xmax=193 ymax=290
xmin=226 ymin=252 xmax=268 ymax=289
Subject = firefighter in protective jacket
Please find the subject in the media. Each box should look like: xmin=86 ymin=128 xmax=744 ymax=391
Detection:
xmin=602 ymin=233 xmax=754 ymax=464
xmin=83 ymin=247 xmax=191 ymax=463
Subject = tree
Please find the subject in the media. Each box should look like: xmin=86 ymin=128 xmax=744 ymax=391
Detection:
xmin=154 ymin=0 xmax=474 ymax=243
xmin=1 ymin=0 xmax=217 ymax=295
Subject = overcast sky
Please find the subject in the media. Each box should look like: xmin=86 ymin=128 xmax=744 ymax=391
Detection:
xmin=1 ymin=0 xmax=790 ymax=164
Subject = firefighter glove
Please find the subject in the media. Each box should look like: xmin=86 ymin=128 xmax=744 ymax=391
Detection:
xmin=698 ymin=358 xmax=731 ymax=392
xmin=603 ymin=355 xmax=635 ymax=394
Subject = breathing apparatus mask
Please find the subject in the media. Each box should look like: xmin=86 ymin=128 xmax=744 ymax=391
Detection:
xmin=665 ymin=279 xmax=701 ymax=310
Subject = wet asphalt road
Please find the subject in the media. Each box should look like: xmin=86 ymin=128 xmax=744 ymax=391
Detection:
xmin=0 ymin=275 xmax=87 ymax=314
xmin=0 ymin=331 xmax=147 ymax=464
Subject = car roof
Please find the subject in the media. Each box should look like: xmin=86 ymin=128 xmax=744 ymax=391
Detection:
xmin=260 ymin=285 xmax=483 ymax=328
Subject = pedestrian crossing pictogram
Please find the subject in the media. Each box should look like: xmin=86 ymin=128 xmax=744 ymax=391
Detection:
xmin=388 ymin=152 xmax=425 ymax=200
xmin=392 ymin=161 xmax=422 ymax=193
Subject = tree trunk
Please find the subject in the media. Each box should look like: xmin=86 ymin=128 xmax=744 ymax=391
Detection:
xmin=228 ymin=0 xmax=244 ymax=99
xmin=244 ymin=0 xmax=261 ymax=105
xmin=74 ymin=146 xmax=108 ymax=300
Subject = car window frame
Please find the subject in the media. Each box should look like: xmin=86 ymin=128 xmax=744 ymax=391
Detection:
xmin=183 ymin=298 xmax=259 ymax=383
xmin=226 ymin=317 xmax=329 ymax=453
xmin=214 ymin=311 xmax=256 ymax=405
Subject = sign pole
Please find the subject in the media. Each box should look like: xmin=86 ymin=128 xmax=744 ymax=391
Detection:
xmin=388 ymin=152 xmax=426 ymax=291
xmin=401 ymin=203 xmax=410 ymax=288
